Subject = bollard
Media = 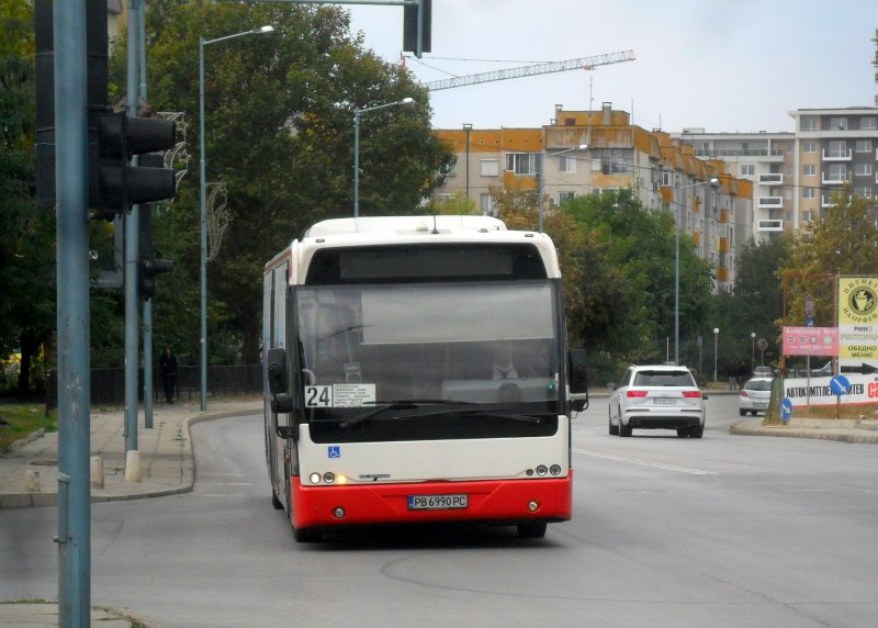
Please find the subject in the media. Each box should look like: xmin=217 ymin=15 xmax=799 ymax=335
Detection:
xmin=24 ymin=469 xmax=41 ymax=493
xmin=90 ymin=455 xmax=105 ymax=489
xmin=125 ymin=449 xmax=142 ymax=483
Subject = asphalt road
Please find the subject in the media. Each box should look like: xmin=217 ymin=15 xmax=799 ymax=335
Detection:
xmin=2 ymin=395 xmax=877 ymax=627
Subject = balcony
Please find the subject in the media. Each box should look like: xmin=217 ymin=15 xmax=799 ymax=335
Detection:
xmin=821 ymin=173 xmax=849 ymax=186
xmin=757 ymin=219 xmax=783 ymax=232
xmin=822 ymin=148 xmax=852 ymax=161
xmin=758 ymin=196 xmax=783 ymax=209
xmin=758 ymin=173 xmax=783 ymax=185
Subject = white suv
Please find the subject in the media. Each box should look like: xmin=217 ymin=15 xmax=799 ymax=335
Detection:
xmin=609 ymin=365 xmax=707 ymax=438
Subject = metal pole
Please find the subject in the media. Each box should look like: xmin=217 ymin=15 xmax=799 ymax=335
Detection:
xmin=140 ymin=6 xmax=154 ymax=429
xmin=124 ymin=0 xmax=141 ymax=454
xmin=199 ymin=36 xmax=208 ymax=411
xmin=674 ymin=201 xmax=680 ymax=365
xmin=54 ymin=1 xmax=91 ymax=623
xmin=198 ymin=27 xmax=273 ymax=411
xmin=463 ymin=123 xmax=472 ymax=202
xmin=353 ymin=110 xmax=360 ymax=217
xmin=538 ymin=152 xmax=544 ymax=232
xmin=714 ymin=328 xmax=719 ymax=382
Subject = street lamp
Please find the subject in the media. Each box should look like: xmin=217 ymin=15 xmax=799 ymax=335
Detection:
xmin=463 ymin=123 xmax=473 ymax=203
xmin=538 ymin=144 xmax=588 ymax=232
xmin=673 ymin=177 xmax=719 ymax=365
xmin=199 ymin=24 xmax=274 ymax=411
xmin=713 ymin=327 xmax=720 ymax=382
xmin=751 ymin=331 xmax=756 ymax=374
xmin=353 ymin=97 xmax=415 ymax=217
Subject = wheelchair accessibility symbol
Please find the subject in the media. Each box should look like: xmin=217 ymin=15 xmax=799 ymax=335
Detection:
xmin=328 ymin=446 xmax=341 ymax=459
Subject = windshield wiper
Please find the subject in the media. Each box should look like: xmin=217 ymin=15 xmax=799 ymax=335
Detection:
xmin=396 ymin=406 xmax=544 ymax=424
xmin=338 ymin=399 xmax=474 ymax=430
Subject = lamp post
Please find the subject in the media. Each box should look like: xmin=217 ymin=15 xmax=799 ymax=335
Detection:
xmin=673 ymin=177 xmax=719 ymax=365
xmin=750 ymin=331 xmax=756 ymax=374
xmin=538 ymin=144 xmax=588 ymax=232
xmin=463 ymin=123 xmax=473 ymax=203
xmin=713 ymin=327 xmax=720 ymax=382
xmin=353 ymin=97 xmax=415 ymax=217
xmin=199 ymin=25 xmax=273 ymax=412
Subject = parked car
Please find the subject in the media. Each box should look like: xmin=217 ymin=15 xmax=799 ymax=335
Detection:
xmin=739 ymin=377 xmax=774 ymax=416
xmin=752 ymin=366 xmax=774 ymax=378
xmin=609 ymin=365 xmax=707 ymax=438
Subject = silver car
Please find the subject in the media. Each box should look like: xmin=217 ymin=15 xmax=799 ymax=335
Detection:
xmin=609 ymin=365 xmax=707 ymax=438
xmin=739 ymin=377 xmax=774 ymax=416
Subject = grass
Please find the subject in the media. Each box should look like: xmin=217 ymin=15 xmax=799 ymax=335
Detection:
xmin=0 ymin=403 xmax=57 ymax=453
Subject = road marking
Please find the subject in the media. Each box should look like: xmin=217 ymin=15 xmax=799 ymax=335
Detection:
xmin=573 ymin=448 xmax=719 ymax=475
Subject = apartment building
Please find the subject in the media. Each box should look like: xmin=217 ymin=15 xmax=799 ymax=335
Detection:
xmin=676 ymin=107 xmax=878 ymax=241
xmin=433 ymin=103 xmax=752 ymax=292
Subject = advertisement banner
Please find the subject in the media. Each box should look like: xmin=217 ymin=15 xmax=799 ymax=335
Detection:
xmin=783 ymin=374 xmax=878 ymax=408
xmin=837 ymin=277 xmax=878 ymax=367
xmin=782 ymin=326 xmax=838 ymax=356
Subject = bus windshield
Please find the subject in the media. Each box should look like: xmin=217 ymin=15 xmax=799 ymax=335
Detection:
xmin=294 ymin=280 xmax=562 ymax=441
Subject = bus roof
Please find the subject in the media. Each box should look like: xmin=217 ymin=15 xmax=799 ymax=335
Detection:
xmin=265 ymin=215 xmax=562 ymax=282
xmin=304 ymin=215 xmax=506 ymax=237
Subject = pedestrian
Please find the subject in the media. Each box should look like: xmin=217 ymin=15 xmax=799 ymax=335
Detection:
xmin=159 ymin=346 xmax=178 ymax=404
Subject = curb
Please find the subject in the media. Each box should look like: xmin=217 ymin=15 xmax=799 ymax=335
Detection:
xmin=730 ymin=420 xmax=878 ymax=444
xmin=0 ymin=403 xmax=261 ymax=510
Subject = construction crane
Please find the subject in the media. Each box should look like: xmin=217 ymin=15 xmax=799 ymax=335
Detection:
xmin=423 ymin=49 xmax=635 ymax=92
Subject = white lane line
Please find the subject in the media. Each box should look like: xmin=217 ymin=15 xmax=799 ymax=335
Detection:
xmin=573 ymin=448 xmax=720 ymax=475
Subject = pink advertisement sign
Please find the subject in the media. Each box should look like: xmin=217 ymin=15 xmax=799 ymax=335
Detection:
xmin=782 ymin=326 xmax=839 ymax=356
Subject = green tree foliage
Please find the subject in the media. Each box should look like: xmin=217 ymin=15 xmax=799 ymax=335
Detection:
xmin=563 ymin=190 xmax=714 ymax=368
xmin=105 ymin=2 xmax=453 ymax=365
xmin=0 ymin=0 xmax=56 ymax=394
xmin=783 ymin=189 xmax=878 ymax=328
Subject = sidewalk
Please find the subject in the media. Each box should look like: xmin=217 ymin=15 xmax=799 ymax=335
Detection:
xmin=0 ymin=398 xmax=262 ymax=510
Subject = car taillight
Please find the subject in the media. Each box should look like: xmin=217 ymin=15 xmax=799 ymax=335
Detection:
xmin=682 ymin=391 xmax=702 ymax=398
xmin=626 ymin=390 xmax=648 ymax=398
xmin=740 ymin=391 xmax=749 ymax=398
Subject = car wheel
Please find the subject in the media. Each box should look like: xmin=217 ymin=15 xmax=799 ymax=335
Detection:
xmin=751 ymin=410 xmax=758 ymax=416
xmin=608 ymin=416 xmax=619 ymax=436
xmin=739 ymin=409 xmax=746 ymax=416
xmin=619 ymin=423 xmax=632 ymax=437
xmin=676 ymin=428 xmax=688 ymax=438
xmin=689 ymin=424 xmax=704 ymax=439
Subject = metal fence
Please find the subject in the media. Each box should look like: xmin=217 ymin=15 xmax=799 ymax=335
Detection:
xmin=45 ymin=364 xmax=262 ymax=410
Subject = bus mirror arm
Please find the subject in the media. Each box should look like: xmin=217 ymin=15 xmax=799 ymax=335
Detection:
xmin=275 ymin=421 xmax=297 ymax=440
xmin=271 ymin=393 xmax=294 ymax=415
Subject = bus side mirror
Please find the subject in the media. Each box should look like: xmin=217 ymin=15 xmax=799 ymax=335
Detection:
xmin=569 ymin=348 xmax=589 ymax=412
xmin=267 ymin=347 xmax=288 ymax=395
xmin=569 ymin=349 xmax=588 ymax=393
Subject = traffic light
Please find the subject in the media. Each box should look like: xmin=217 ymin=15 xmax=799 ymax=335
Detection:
xmin=95 ymin=112 xmax=177 ymax=216
xmin=138 ymin=174 xmax=174 ymax=301
xmin=403 ymin=0 xmax=431 ymax=57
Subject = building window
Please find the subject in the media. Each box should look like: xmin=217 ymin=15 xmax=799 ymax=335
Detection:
xmin=829 ymin=117 xmax=847 ymax=130
xmin=802 ymin=140 xmax=816 ymax=153
xmin=740 ymin=164 xmax=755 ymax=177
xmin=661 ymin=170 xmax=673 ymax=186
xmin=855 ymin=187 xmax=873 ymax=199
xmin=802 ymin=164 xmax=816 ymax=176
xmin=827 ymin=140 xmax=848 ymax=158
xmin=559 ymin=191 xmax=576 ymax=203
xmin=559 ymin=156 xmax=576 ymax=173
xmin=862 ymin=117 xmax=878 ymax=130
xmin=826 ymin=163 xmax=847 ymax=181
xmin=855 ymin=163 xmax=873 ymax=177
xmin=480 ymin=159 xmax=499 ymax=177
xmin=800 ymin=117 xmax=817 ymax=132
xmin=855 ymin=140 xmax=873 ymax=153
xmin=802 ymin=210 xmax=813 ymax=222
xmin=505 ymin=153 xmax=537 ymax=175
xmin=803 ymin=187 xmax=816 ymax=199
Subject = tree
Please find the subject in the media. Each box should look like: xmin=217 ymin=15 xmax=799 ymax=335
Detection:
xmin=0 ymin=0 xmax=56 ymax=395
xmin=783 ymin=189 xmax=878 ymax=329
xmin=106 ymin=2 xmax=454 ymax=365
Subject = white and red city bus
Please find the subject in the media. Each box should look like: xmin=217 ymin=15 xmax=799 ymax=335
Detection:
xmin=262 ymin=215 xmax=588 ymax=542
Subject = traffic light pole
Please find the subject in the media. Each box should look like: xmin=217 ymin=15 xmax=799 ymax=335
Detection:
xmin=53 ymin=2 xmax=91 ymax=624
xmin=123 ymin=0 xmax=142 ymax=459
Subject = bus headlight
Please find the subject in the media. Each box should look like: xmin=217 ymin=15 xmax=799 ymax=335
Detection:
xmin=309 ymin=472 xmax=321 ymax=484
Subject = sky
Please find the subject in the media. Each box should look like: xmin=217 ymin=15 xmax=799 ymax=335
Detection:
xmin=346 ymin=0 xmax=878 ymax=133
